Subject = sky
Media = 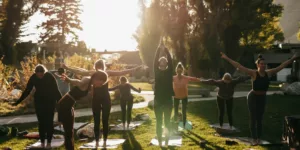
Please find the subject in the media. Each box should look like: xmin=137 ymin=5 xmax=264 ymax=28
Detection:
xmin=21 ymin=0 xmax=142 ymax=51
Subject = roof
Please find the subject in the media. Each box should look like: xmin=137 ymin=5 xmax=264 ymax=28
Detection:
xmin=274 ymin=0 xmax=300 ymax=43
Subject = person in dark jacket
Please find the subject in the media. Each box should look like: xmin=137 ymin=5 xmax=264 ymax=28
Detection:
xmin=200 ymin=73 xmax=250 ymax=129
xmin=109 ymin=76 xmax=141 ymax=130
xmin=153 ymin=42 xmax=174 ymax=147
xmin=13 ymin=65 xmax=62 ymax=149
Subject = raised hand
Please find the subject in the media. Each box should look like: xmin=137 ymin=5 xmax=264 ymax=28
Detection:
xmin=220 ymin=52 xmax=228 ymax=59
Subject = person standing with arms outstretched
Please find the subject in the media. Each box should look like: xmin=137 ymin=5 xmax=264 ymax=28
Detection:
xmin=173 ymin=62 xmax=201 ymax=128
xmin=220 ymin=52 xmax=299 ymax=145
xmin=153 ymin=42 xmax=174 ymax=147
xmin=13 ymin=65 xmax=62 ymax=149
xmin=200 ymin=73 xmax=250 ymax=129
xmin=62 ymin=60 xmax=142 ymax=148
xmin=109 ymin=76 xmax=141 ymax=130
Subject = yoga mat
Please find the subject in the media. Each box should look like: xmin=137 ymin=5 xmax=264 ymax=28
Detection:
xmin=110 ymin=121 xmax=145 ymax=131
xmin=23 ymin=132 xmax=63 ymax=139
xmin=54 ymin=122 xmax=89 ymax=132
xmin=79 ymin=139 xmax=126 ymax=149
xmin=210 ymin=123 xmax=240 ymax=132
xmin=224 ymin=136 xmax=272 ymax=146
xmin=25 ymin=139 xmax=64 ymax=149
xmin=234 ymin=137 xmax=271 ymax=145
xmin=178 ymin=121 xmax=192 ymax=131
xmin=150 ymin=136 xmax=182 ymax=147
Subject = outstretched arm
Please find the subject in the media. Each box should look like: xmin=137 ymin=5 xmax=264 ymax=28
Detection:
xmin=60 ymin=74 xmax=90 ymax=88
xmin=106 ymin=66 xmax=142 ymax=77
xmin=14 ymin=75 xmax=35 ymax=105
xmin=153 ymin=46 xmax=162 ymax=72
xmin=221 ymin=52 xmax=256 ymax=77
xmin=199 ymin=78 xmax=218 ymax=86
xmin=267 ymin=54 xmax=298 ymax=76
xmin=108 ymin=85 xmax=120 ymax=91
xmin=63 ymin=64 xmax=94 ymax=76
xmin=233 ymin=76 xmax=251 ymax=84
xmin=165 ymin=48 xmax=173 ymax=72
xmin=129 ymin=84 xmax=141 ymax=93
xmin=186 ymin=76 xmax=201 ymax=82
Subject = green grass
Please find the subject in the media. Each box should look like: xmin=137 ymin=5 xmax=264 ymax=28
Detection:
xmin=0 ymin=94 xmax=145 ymax=117
xmin=1 ymin=95 xmax=298 ymax=149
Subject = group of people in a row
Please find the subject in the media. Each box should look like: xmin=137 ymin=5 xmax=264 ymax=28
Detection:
xmin=13 ymin=41 xmax=299 ymax=149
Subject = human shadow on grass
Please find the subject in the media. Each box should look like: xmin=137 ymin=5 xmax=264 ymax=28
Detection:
xmin=182 ymin=130 xmax=225 ymax=150
xmin=121 ymin=131 xmax=143 ymax=150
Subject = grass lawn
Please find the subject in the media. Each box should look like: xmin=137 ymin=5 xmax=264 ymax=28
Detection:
xmin=0 ymin=94 xmax=145 ymax=117
xmin=1 ymin=95 xmax=298 ymax=149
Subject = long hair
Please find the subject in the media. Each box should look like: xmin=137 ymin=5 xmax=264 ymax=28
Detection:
xmin=94 ymin=59 xmax=106 ymax=71
xmin=255 ymin=54 xmax=265 ymax=65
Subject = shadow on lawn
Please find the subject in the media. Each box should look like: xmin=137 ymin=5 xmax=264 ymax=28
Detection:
xmin=121 ymin=131 xmax=143 ymax=150
xmin=182 ymin=130 xmax=225 ymax=150
xmin=187 ymin=95 xmax=300 ymax=144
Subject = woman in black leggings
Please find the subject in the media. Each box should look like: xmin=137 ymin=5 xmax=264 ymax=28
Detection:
xmin=63 ymin=60 xmax=142 ymax=148
xmin=221 ymin=52 xmax=299 ymax=145
xmin=153 ymin=42 xmax=174 ymax=147
xmin=56 ymin=71 xmax=108 ymax=150
xmin=13 ymin=65 xmax=62 ymax=149
xmin=200 ymin=73 xmax=250 ymax=129
xmin=109 ymin=76 xmax=141 ymax=130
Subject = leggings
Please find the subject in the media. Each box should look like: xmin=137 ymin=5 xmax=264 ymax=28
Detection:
xmin=120 ymin=97 xmax=133 ymax=124
xmin=247 ymin=91 xmax=266 ymax=139
xmin=35 ymin=102 xmax=55 ymax=144
xmin=92 ymin=99 xmax=111 ymax=141
xmin=154 ymin=97 xmax=173 ymax=143
xmin=174 ymin=98 xmax=188 ymax=126
xmin=217 ymin=96 xmax=233 ymax=127
xmin=57 ymin=95 xmax=75 ymax=150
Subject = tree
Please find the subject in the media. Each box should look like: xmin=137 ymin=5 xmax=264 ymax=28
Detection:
xmin=0 ymin=0 xmax=40 ymax=64
xmin=134 ymin=0 xmax=163 ymax=77
xmin=39 ymin=0 xmax=82 ymax=46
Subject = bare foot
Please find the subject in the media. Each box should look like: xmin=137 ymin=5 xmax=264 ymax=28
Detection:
xmin=95 ymin=141 xmax=99 ymax=148
xmin=46 ymin=143 xmax=51 ymax=149
xmin=165 ymin=139 xmax=169 ymax=147
xmin=158 ymin=141 xmax=162 ymax=147
xmin=41 ymin=143 xmax=45 ymax=148
xmin=251 ymin=139 xmax=258 ymax=146
xmin=127 ymin=124 xmax=130 ymax=129
xmin=256 ymin=139 xmax=261 ymax=145
xmin=103 ymin=141 xmax=107 ymax=148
